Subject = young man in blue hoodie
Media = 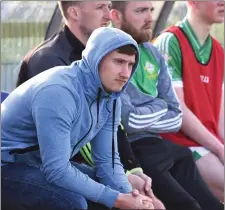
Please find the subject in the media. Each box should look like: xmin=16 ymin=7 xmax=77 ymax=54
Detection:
xmin=1 ymin=27 xmax=154 ymax=210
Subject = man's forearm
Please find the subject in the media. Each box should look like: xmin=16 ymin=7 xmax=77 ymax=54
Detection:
xmin=181 ymin=103 xmax=223 ymax=153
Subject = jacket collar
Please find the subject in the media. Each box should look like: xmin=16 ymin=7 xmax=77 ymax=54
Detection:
xmin=64 ymin=25 xmax=85 ymax=54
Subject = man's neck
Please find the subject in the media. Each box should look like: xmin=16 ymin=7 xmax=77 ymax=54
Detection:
xmin=66 ymin=23 xmax=88 ymax=46
xmin=187 ymin=13 xmax=212 ymax=45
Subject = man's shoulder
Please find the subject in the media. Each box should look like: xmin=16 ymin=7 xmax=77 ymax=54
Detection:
xmin=211 ymin=36 xmax=224 ymax=51
xmin=25 ymin=30 xmax=69 ymax=64
xmin=30 ymin=67 xmax=81 ymax=98
xmin=153 ymin=31 xmax=178 ymax=49
xmin=141 ymin=42 xmax=161 ymax=58
xmin=141 ymin=41 xmax=168 ymax=66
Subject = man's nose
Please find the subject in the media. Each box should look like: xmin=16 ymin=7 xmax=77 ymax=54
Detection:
xmin=146 ymin=10 xmax=153 ymax=22
xmin=103 ymin=7 xmax=111 ymax=21
xmin=121 ymin=66 xmax=132 ymax=78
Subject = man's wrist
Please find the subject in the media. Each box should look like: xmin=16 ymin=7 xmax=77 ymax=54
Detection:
xmin=114 ymin=193 xmax=123 ymax=208
xmin=126 ymin=167 xmax=143 ymax=176
xmin=211 ymin=140 xmax=224 ymax=155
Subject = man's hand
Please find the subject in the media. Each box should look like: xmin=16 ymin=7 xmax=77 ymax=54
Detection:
xmin=128 ymin=172 xmax=154 ymax=198
xmin=128 ymin=174 xmax=165 ymax=209
xmin=114 ymin=192 xmax=154 ymax=209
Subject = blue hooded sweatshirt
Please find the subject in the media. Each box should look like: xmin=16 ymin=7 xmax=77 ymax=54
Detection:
xmin=1 ymin=27 xmax=139 ymax=208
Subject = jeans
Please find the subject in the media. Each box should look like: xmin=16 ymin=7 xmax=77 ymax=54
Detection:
xmin=2 ymin=162 xmax=111 ymax=210
xmin=131 ymin=137 xmax=224 ymax=210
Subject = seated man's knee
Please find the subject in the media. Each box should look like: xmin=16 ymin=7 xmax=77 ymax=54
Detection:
xmin=2 ymin=164 xmax=88 ymax=210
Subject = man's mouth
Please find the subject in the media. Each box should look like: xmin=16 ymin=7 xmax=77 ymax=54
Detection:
xmin=143 ymin=25 xmax=152 ymax=30
xmin=101 ymin=22 xmax=109 ymax=27
xmin=116 ymin=79 xmax=127 ymax=84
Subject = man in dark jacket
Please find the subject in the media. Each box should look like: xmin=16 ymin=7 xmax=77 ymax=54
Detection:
xmin=16 ymin=1 xmax=111 ymax=86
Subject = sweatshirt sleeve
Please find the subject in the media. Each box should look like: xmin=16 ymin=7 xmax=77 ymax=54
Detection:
xmin=121 ymin=83 xmax=168 ymax=134
xmin=148 ymin=52 xmax=183 ymax=133
xmin=32 ymin=85 xmax=120 ymax=209
xmin=91 ymin=99 xmax=132 ymax=198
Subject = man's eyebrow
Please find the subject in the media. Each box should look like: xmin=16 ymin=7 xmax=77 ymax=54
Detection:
xmin=130 ymin=61 xmax=136 ymax=66
xmin=135 ymin=7 xmax=149 ymax=11
xmin=134 ymin=6 xmax=155 ymax=13
xmin=113 ymin=58 xmax=135 ymax=63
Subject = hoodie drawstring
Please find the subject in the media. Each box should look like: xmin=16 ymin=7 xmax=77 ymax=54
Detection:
xmin=96 ymin=89 xmax=116 ymax=173
xmin=96 ymin=88 xmax=101 ymax=128
xmin=112 ymin=99 xmax=117 ymax=172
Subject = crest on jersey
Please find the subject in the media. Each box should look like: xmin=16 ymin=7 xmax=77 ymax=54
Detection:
xmin=144 ymin=61 xmax=158 ymax=80
xmin=144 ymin=61 xmax=155 ymax=74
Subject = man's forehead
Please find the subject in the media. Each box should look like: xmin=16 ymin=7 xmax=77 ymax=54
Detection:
xmin=82 ymin=1 xmax=111 ymax=7
xmin=127 ymin=1 xmax=153 ymax=9
xmin=95 ymin=1 xmax=111 ymax=5
xmin=112 ymin=51 xmax=136 ymax=62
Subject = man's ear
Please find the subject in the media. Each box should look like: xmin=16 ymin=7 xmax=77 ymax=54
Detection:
xmin=188 ymin=1 xmax=198 ymax=10
xmin=110 ymin=9 xmax=123 ymax=27
xmin=67 ymin=6 xmax=81 ymax=21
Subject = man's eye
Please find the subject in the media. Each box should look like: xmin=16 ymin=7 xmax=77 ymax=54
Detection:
xmin=97 ymin=5 xmax=104 ymax=9
xmin=116 ymin=60 xmax=123 ymax=64
xmin=136 ymin=9 xmax=145 ymax=13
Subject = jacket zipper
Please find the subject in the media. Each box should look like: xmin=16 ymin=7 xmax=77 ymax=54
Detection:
xmin=70 ymin=99 xmax=95 ymax=158
xmin=70 ymin=95 xmax=110 ymax=158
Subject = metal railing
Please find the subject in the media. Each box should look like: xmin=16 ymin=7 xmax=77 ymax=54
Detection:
xmin=1 ymin=1 xmax=56 ymax=92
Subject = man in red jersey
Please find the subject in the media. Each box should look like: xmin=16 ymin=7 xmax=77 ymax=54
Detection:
xmin=154 ymin=1 xmax=224 ymax=201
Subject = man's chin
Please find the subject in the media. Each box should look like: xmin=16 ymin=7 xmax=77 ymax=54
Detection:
xmin=113 ymin=87 xmax=124 ymax=93
xmin=138 ymin=32 xmax=152 ymax=43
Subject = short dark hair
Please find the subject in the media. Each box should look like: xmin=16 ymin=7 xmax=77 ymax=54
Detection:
xmin=58 ymin=1 xmax=81 ymax=19
xmin=116 ymin=44 xmax=137 ymax=56
xmin=111 ymin=1 xmax=128 ymax=13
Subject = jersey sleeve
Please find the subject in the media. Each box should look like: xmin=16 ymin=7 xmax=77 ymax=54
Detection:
xmin=153 ymin=32 xmax=183 ymax=88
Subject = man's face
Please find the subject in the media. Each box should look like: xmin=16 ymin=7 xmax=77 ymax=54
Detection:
xmin=78 ymin=1 xmax=111 ymax=37
xmin=99 ymin=50 xmax=136 ymax=93
xmin=196 ymin=1 xmax=224 ymax=24
xmin=120 ymin=2 xmax=154 ymax=44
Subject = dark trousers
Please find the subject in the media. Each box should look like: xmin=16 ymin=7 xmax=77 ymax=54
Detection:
xmin=131 ymin=137 xmax=223 ymax=210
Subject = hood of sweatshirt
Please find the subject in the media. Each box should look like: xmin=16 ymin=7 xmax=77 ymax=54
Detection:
xmin=77 ymin=27 xmax=139 ymax=100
